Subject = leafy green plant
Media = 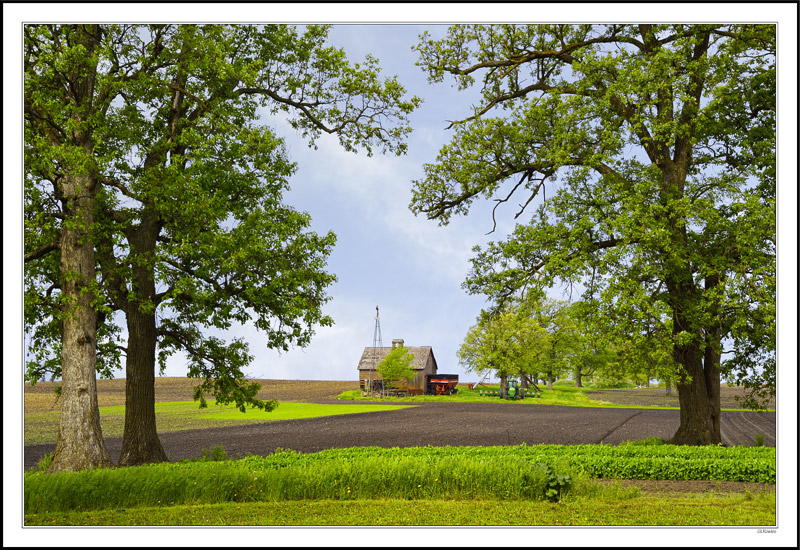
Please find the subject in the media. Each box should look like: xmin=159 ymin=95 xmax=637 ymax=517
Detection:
xmin=533 ymin=462 xmax=573 ymax=502
xmin=200 ymin=445 xmax=228 ymax=462
xmin=753 ymin=433 xmax=765 ymax=447
xmin=36 ymin=452 xmax=53 ymax=472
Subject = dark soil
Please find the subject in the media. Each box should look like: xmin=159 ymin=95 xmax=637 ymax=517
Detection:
xmin=23 ymin=380 xmax=776 ymax=494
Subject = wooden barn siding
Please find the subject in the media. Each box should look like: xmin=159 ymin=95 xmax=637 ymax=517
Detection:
xmin=359 ymin=354 xmax=437 ymax=393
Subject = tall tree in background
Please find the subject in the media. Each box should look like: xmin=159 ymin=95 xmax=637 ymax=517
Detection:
xmin=530 ymin=299 xmax=578 ymax=390
xmin=412 ymin=24 xmax=775 ymax=444
xmin=458 ymin=304 xmax=548 ymax=396
xmin=25 ymin=24 xmax=420 ymax=469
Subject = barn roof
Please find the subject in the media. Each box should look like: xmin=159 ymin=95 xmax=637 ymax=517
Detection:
xmin=357 ymin=346 xmax=436 ymax=371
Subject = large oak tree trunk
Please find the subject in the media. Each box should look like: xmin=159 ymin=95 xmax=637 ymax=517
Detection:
xmin=670 ymin=343 xmax=720 ymax=445
xmin=49 ymin=172 xmax=112 ymax=472
xmin=47 ymin=25 xmax=112 ymax=472
xmin=669 ymin=281 xmax=722 ymax=446
xmin=118 ymin=307 xmax=168 ymax=465
xmin=118 ymin=212 xmax=168 ymax=466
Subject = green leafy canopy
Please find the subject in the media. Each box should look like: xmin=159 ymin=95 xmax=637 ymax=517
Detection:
xmin=412 ymin=24 xmax=775 ymax=410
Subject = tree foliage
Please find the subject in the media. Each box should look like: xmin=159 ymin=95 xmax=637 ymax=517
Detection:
xmin=376 ymin=346 xmax=417 ymax=393
xmin=412 ymin=24 xmax=775 ymax=444
xmin=24 ymin=24 xmax=421 ymax=468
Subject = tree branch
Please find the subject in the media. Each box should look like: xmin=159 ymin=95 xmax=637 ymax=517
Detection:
xmin=25 ymin=240 xmax=59 ymax=263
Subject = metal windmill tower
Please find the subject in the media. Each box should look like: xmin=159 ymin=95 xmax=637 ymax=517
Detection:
xmin=370 ymin=305 xmax=383 ymax=395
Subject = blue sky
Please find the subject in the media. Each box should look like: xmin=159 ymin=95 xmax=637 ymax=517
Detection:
xmin=231 ymin=24 xmax=513 ymax=382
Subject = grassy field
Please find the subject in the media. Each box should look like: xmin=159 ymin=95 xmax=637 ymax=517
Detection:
xmin=24 ymin=445 xmax=775 ymax=526
xmin=25 ymin=492 xmax=776 ymax=526
xmin=337 ymin=382 xmax=770 ymax=412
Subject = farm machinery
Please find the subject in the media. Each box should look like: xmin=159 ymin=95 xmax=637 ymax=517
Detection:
xmin=425 ymin=374 xmax=459 ymax=396
xmin=505 ymin=375 xmax=544 ymax=399
xmin=475 ymin=374 xmax=543 ymax=399
xmin=505 ymin=379 xmax=523 ymax=399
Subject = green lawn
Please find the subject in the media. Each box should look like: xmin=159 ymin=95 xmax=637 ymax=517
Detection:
xmin=24 ymin=401 xmax=414 ymax=445
xmin=25 ymin=492 xmax=775 ymax=526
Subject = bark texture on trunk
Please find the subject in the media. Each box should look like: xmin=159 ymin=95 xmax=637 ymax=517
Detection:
xmin=47 ymin=25 xmax=112 ymax=472
xmin=118 ymin=211 xmax=168 ymax=466
xmin=670 ymin=337 xmax=722 ymax=445
xmin=49 ymin=172 xmax=112 ymax=472
xmin=118 ymin=308 xmax=168 ymax=465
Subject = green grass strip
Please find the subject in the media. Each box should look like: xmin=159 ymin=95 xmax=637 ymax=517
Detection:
xmin=336 ymin=387 xmax=770 ymax=412
xmin=24 ymin=492 xmax=776 ymax=526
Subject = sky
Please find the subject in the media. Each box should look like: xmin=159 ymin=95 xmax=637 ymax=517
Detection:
xmin=221 ymin=24 xmax=514 ymax=383
xmin=5 ymin=3 xmax=798 ymax=548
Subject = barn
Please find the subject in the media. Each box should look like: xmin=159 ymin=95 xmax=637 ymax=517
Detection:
xmin=357 ymin=339 xmax=438 ymax=395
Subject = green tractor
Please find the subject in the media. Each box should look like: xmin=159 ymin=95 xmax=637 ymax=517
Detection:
xmin=505 ymin=379 xmax=523 ymax=400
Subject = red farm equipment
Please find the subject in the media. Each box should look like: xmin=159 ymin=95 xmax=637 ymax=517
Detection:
xmin=467 ymin=372 xmax=492 ymax=390
xmin=426 ymin=374 xmax=459 ymax=396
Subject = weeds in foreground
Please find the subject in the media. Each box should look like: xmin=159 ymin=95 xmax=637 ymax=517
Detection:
xmin=199 ymin=445 xmax=228 ymax=462
xmin=35 ymin=453 xmax=53 ymax=473
xmin=24 ymin=449 xmax=576 ymax=514
xmin=24 ymin=443 xmax=774 ymax=515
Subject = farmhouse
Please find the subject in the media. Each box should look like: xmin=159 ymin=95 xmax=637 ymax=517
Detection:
xmin=357 ymin=339 xmax=439 ymax=395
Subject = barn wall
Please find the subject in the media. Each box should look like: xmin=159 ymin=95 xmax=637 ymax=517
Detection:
xmin=359 ymin=368 xmax=426 ymax=393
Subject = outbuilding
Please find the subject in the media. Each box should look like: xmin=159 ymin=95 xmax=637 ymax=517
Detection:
xmin=357 ymin=339 xmax=438 ymax=395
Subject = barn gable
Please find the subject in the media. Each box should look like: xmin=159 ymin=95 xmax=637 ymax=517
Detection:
xmin=357 ymin=346 xmax=437 ymax=372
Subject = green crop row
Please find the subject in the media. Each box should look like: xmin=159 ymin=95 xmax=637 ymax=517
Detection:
xmin=229 ymin=444 xmax=775 ymax=483
xmin=24 ymin=444 xmax=775 ymax=514
xmin=227 ymin=444 xmax=775 ymax=484
xmin=25 ymin=454 xmax=575 ymax=513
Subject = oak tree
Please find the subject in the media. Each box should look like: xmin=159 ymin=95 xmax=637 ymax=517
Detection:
xmin=25 ymin=24 xmax=420 ymax=469
xmin=412 ymin=24 xmax=775 ymax=444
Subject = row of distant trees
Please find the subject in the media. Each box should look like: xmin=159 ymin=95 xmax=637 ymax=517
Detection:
xmin=458 ymin=295 xmax=678 ymax=396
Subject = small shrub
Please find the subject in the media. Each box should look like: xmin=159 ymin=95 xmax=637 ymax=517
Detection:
xmin=200 ymin=445 xmax=228 ymax=462
xmin=37 ymin=452 xmax=53 ymax=472
xmin=753 ymin=433 xmax=764 ymax=447
xmin=534 ymin=462 xmax=573 ymax=502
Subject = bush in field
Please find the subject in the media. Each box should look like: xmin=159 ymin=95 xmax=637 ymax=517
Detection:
xmin=200 ymin=445 xmax=228 ymax=462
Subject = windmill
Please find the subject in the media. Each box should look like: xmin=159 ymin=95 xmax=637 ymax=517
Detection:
xmin=369 ymin=306 xmax=383 ymax=396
